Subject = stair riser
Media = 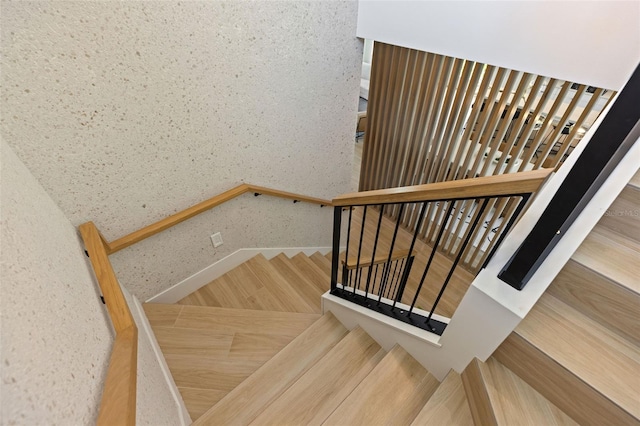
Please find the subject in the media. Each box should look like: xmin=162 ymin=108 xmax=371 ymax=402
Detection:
xmin=548 ymin=260 xmax=640 ymax=345
xmin=461 ymin=359 xmax=498 ymax=426
xmin=494 ymin=333 xmax=638 ymax=426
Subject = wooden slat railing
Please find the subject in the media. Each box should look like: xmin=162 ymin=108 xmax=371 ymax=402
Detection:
xmin=334 ymin=168 xmax=552 ymax=207
xmin=108 ymin=183 xmax=332 ymax=253
xmin=79 ymin=221 xmax=137 ymax=426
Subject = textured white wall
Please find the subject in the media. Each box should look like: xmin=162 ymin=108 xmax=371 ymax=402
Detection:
xmin=1 ymin=139 xmax=185 ymax=424
xmin=1 ymin=140 xmax=111 ymax=424
xmin=1 ymin=1 xmax=361 ymax=301
xmin=357 ymin=0 xmax=640 ymax=90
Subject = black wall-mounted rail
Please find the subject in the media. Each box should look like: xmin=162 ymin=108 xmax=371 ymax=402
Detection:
xmin=499 ymin=64 xmax=640 ymax=290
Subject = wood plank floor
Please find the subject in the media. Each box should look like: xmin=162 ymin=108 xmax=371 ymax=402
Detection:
xmin=143 ymin=303 xmax=319 ymax=421
xmin=324 ymin=345 xmax=439 ymax=426
xmin=249 ymin=326 xmax=385 ymax=426
xmin=411 ymin=370 xmax=473 ymax=425
xmin=194 ymin=312 xmax=348 ymax=425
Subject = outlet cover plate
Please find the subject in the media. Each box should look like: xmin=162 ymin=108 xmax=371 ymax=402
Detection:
xmin=211 ymin=232 xmax=223 ymax=248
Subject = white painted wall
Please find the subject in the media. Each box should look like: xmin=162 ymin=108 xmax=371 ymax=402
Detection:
xmin=357 ymin=0 xmax=640 ymax=90
xmin=1 ymin=140 xmax=185 ymax=424
xmin=1 ymin=1 xmax=362 ymax=301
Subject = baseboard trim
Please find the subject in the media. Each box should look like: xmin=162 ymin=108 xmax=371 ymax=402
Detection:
xmin=146 ymin=247 xmax=333 ymax=304
xmin=131 ymin=295 xmax=191 ymax=426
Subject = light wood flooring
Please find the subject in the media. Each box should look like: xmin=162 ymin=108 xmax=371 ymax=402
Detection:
xmin=143 ymin=304 xmax=319 ymax=420
xmin=494 ymin=169 xmax=640 ymax=425
xmin=142 ymin=166 xmax=639 ymax=425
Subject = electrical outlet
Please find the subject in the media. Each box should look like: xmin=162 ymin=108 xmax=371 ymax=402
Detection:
xmin=211 ymin=232 xmax=223 ymax=248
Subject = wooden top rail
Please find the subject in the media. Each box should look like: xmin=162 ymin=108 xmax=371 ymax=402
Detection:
xmin=107 ymin=183 xmax=333 ymax=254
xmin=333 ymin=169 xmax=553 ymax=207
xmin=79 ymin=222 xmax=137 ymax=426
xmin=343 ymin=249 xmax=411 ymax=270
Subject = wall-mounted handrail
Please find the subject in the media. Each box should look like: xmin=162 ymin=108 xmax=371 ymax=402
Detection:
xmin=333 ymin=168 xmax=552 ymax=207
xmin=79 ymin=183 xmax=331 ymax=424
xmin=107 ymin=183 xmax=333 ymax=254
xmin=79 ymin=222 xmax=137 ymax=426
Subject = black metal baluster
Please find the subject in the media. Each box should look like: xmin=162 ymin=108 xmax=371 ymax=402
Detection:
xmin=331 ymin=206 xmax=343 ymax=291
xmin=364 ymin=206 xmax=385 ymax=298
xmin=393 ymin=202 xmax=428 ymax=308
xmin=395 ymin=256 xmax=414 ymax=306
xmin=372 ymin=264 xmax=380 ymax=298
xmin=356 ymin=266 xmax=364 ymax=292
xmin=426 ymin=198 xmax=490 ymax=330
xmin=378 ymin=204 xmax=405 ymax=303
xmin=386 ymin=259 xmax=401 ymax=299
xmin=353 ymin=206 xmax=368 ymax=295
xmin=389 ymin=258 xmax=405 ymax=301
xmin=481 ymin=194 xmax=530 ymax=270
xmin=409 ymin=201 xmax=455 ymax=313
xmin=341 ymin=207 xmax=353 ymax=287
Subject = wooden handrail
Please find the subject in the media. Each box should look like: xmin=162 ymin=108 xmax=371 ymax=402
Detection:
xmin=333 ymin=169 xmax=553 ymax=207
xmin=108 ymin=183 xmax=332 ymax=254
xmin=79 ymin=222 xmax=137 ymax=426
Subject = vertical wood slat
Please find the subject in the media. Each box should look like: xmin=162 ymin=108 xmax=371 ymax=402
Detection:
xmin=548 ymin=87 xmax=605 ymax=169
xmin=386 ymin=50 xmax=421 ymax=220
xmin=400 ymin=53 xmax=437 ymax=226
xmin=359 ymin=42 xmax=614 ymax=273
xmin=405 ymin=54 xmax=446 ymax=229
xmin=533 ymin=84 xmax=587 ymax=168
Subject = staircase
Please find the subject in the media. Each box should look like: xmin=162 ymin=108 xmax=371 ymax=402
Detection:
xmin=142 ymin=170 xmax=639 ymax=426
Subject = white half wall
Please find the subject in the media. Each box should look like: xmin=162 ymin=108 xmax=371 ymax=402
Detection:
xmin=357 ymin=0 xmax=640 ymax=90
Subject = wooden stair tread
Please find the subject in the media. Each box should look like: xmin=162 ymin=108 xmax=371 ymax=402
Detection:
xmin=290 ymin=253 xmax=331 ymax=293
xmin=170 ymin=304 xmax=319 ymax=337
xmin=194 ymin=312 xmax=348 ymax=425
xmin=176 ymin=262 xmax=267 ymax=310
xmin=309 ymin=251 xmax=332 ymax=275
xmin=548 ymin=259 xmax=640 ymax=345
xmin=596 ymin=184 xmax=640 ymax=243
xmin=515 ymin=293 xmax=640 ymax=418
xmin=178 ymin=387 xmax=227 ymax=421
xmin=573 ymin=225 xmax=640 ymax=294
xmin=147 ymin=304 xmax=318 ymax=421
xmin=244 ymin=255 xmax=319 ymax=314
xmin=249 ymin=326 xmax=385 ymax=425
xmin=143 ymin=303 xmax=183 ymax=327
xmin=470 ymin=357 xmax=578 ymax=425
xmin=267 ymin=254 xmax=324 ymax=312
xmin=324 ymin=345 xmax=439 ymax=426
xmin=411 ymin=370 xmax=473 ymax=426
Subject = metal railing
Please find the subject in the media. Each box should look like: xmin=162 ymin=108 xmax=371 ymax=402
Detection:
xmin=331 ymin=172 xmax=546 ymax=335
